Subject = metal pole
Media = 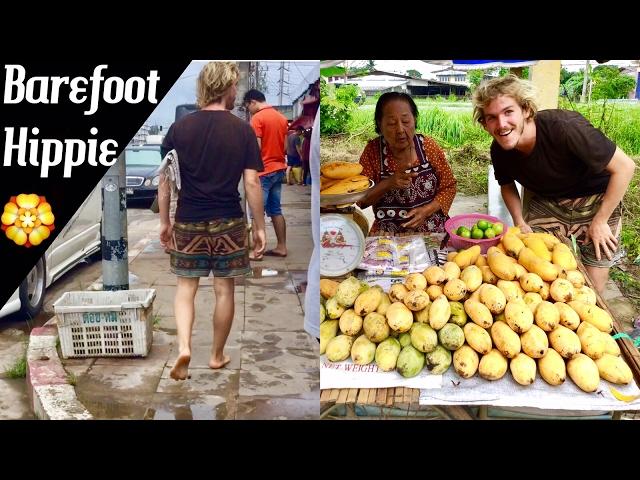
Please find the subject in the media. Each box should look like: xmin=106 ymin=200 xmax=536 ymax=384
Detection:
xmin=101 ymin=151 xmax=129 ymax=290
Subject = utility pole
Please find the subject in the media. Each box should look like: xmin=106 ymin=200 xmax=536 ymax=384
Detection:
xmin=101 ymin=151 xmax=129 ymax=291
xmin=580 ymin=60 xmax=590 ymax=103
xmin=277 ymin=61 xmax=290 ymax=106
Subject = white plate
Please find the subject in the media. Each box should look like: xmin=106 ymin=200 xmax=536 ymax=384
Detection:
xmin=320 ymin=180 xmax=375 ymax=207
xmin=320 ymin=214 xmax=366 ymax=278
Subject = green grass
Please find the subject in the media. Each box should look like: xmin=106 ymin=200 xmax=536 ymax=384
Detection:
xmin=67 ymin=372 xmax=77 ymax=386
xmin=4 ymin=354 xmax=27 ymax=379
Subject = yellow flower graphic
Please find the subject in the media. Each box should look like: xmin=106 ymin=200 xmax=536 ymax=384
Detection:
xmin=1 ymin=194 xmax=55 ymax=247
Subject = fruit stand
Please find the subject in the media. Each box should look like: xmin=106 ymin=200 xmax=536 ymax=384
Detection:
xmin=320 ymin=223 xmax=640 ymax=420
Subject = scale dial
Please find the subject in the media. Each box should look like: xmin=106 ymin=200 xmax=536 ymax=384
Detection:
xmin=320 ymin=214 xmax=366 ymax=278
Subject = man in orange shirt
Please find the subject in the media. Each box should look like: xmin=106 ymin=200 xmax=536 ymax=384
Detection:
xmin=243 ymin=89 xmax=289 ymax=259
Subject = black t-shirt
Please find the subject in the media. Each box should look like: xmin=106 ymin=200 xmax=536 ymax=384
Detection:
xmin=491 ymin=109 xmax=616 ymax=198
xmin=161 ymin=110 xmax=263 ymax=222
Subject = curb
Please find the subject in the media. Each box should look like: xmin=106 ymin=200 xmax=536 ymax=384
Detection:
xmin=27 ymin=318 xmax=92 ymax=420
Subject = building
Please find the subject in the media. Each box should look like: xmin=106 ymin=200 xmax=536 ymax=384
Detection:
xmin=330 ymin=70 xmax=469 ymax=98
xmin=433 ymin=67 xmax=469 ymax=84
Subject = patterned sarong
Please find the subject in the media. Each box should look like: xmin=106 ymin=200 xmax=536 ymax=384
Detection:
xmin=523 ymin=190 xmax=624 ymax=267
xmin=169 ymin=217 xmax=252 ymax=277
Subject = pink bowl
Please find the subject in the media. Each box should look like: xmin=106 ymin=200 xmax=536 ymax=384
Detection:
xmin=444 ymin=214 xmax=505 ymax=254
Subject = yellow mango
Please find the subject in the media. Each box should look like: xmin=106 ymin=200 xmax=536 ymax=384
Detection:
xmin=460 ymin=265 xmax=483 ymax=292
xmin=403 ymin=289 xmax=430 ymax=312
xmin=522 ymin=236 xmax=552 ymax=261
xmin=453 ymin=345 xmax=480 ymax=378
xmin=443 ymin=278 xmax=467 ymax=301
xmin=385 ymin=302 xmax=413 ymax=333
xmin=549 ymin=278 xmax=575 ymax=303
xmin=423 ymin=266 xmax=446 ymax=286
xmin=405 ymin=272 xmax=428 ymax=291
xmin=388 ymin=283 xmax=409 ymax=303
xmin=339 ymin=309 xmax=363 ymax=336
xmin=426 ymin=285 xmax=444 ymax=301
xmin=463 ymin=322 xmax=493 ymax=355
xmin=464 ymin=299 xmax=494 ymax=329
xmin=502 ymin=233 xmax=525 ymax=258
xmin=480 ymin=284 xmax=507 ymax=315
xmin=538 ymin=349 xmax=566 ymax=386
xmin=576 ymin=322 xmax=606 ymax=360
xmin=363 ymin=312 xmax=390 ymax=343
xmin=479 ymin=349 xmax=508 ymax=380
xmin=354 ymin=287 xmax=382 ymax=316
xmin=568 ymin=301 xmax=613 ymax=333
xmin=520 ymin=272 xmax=544 ymax=293
xmin=567 ymin=354 xmax=600 ymax=392
xmin=554 ymin=302 xmax=580 ymax=330
xmin=510 ymin=353 xmax=537 ymax=385
xmin=504 ymin=299 xmax=534 ymax=333
xmin=320 ymin=320 xmax=339 ymax=355
xmin=490 ymin=320 xmax=521 ymax=358
xmin=428 ymin=294 xmax=451 ymax=330
xmin=549 ymin=325 xmax=581 ymax=359
xmin=601 ymin=332 xmax=621 ymax=356
xmin=487 ymin=249 xmax=517 ymax=281
xmin=595 ymin=353 xmax=633 ymax=385
xmin=442 ymin=261 xmax=461 ymax=282
xmin=518 ymin=247 xmax=558 ymax=282
xmin=520 ymin=324 xmax=549 ymax=358
xmin=552 ymin=243 xmax=577 ymax=271
xmin=454 ymin=245 xmax=481 ymax=269
xmin=480 ymin=265 xmax=499 ymax=285
xmin=523 ymin=292 xmax=543 ymax=314
xmin=535 ymin=301 xmax=560 ymax=332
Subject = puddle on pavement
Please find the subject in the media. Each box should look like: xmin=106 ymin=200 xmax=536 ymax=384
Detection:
xmin=146 ymin=401 xmax=229 ymax=420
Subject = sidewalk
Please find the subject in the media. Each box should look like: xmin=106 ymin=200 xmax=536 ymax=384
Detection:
xmin=61 ymin=184 xmax=318 ymax=419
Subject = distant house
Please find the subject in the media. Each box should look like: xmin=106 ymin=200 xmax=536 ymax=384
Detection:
xmin=433 ymin=68 xmax=469 ymax=84
xmin=330 ymin=70 xmax=469 ymax=98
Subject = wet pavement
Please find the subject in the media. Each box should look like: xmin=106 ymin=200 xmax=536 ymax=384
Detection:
xmin=67 ymin=184 xmax=319 ymax=420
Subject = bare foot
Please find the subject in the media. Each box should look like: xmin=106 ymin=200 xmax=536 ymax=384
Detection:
xmin=209 ymin=355 xmax=231 ymax=369
xmin=170 ymin=352 xmax=191 ymax=380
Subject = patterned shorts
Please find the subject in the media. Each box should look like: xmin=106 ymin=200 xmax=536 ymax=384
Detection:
xmin=169 ymin=217 xmax=252 ymax=278
xmin=522 ymin=191 xmax=624 ymax=268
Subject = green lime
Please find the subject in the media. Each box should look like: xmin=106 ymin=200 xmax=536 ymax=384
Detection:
xmin=471 ymin=228 xmax=484 ymax=240
xmin=476 ymin=220 xmax=490 ymax=231
xmin=457 ymin=226 xmax=470 ymax=236
xmin=484 ymin=228 xmax=496 ymax=239
xmin=493 ymin=222 xmax=504 ymax=235
xmin=459 ymin=229 xmax=471 ymax=238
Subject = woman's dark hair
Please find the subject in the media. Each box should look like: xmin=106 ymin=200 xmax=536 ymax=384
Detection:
xmin=374 ymin=92 xmax=419 ymax=134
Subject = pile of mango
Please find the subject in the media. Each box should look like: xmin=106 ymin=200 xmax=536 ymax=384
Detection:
xmin=320 ymin=227 xmax=634 ymax=393
xmin=320 ymin=161 xmax=370 ymax=195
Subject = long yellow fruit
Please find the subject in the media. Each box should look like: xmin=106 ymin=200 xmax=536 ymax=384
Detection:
xmin=321 ymin=178 xmax=370 ymax=195
xmin=321 ymin=161 xmax=364 ymax=179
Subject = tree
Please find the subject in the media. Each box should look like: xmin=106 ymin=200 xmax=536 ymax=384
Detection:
xmin=406 ymin=69 xmax=422 ymax=78
xmin=591 ymin=65 xmax=636 ymax=100
xmin=467 ymin=70 xmax=484 ymax=91
xmin=562 ymin=66 xmax=636 ymax=102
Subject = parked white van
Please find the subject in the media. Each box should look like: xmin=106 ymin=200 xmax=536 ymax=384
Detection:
xmin=0 ymin=183 xmax=102 ymax=318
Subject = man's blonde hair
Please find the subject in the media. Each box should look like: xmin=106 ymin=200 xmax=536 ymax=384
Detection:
xmin=472 ymin=75 xmax=539 ymax=124
xmin=196 ymin=61 xmax=239 ymax=108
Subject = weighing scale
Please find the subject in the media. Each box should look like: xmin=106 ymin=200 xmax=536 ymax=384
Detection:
xmin=320 ymin=183 xmax=373 ymax=278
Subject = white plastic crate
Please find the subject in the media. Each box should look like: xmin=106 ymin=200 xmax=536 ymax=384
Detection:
xmin=53 ymin=289 xmax=156 ymax=358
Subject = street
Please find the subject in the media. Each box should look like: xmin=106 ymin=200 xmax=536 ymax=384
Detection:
xmin=0 ymin=204 xmax=160 ymax=420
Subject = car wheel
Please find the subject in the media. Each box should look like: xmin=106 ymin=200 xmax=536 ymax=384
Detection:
xmin=19 ymin=257 xmax=46 ymax=318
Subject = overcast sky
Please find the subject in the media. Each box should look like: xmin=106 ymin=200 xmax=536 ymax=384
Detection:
xmin=145 ymin=60 xmax=319 ymax=129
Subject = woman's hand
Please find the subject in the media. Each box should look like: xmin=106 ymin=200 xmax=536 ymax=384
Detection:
xmin=401 ymin=204 xmax=434 ymax=229
xmin=387 ymin=170 xmax=418 ymax=189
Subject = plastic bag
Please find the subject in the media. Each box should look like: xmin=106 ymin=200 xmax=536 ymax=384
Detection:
xmin=358 ymin=235 xmax=442 ymax=275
